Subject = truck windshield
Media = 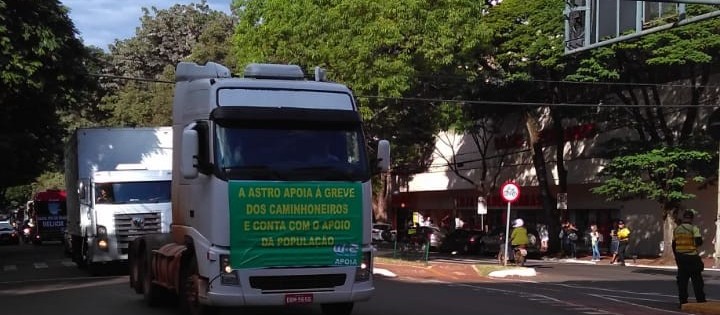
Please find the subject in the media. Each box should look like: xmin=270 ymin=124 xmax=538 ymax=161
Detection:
xmin=95 ymin=181 xmax=171 ymax=204
xmin=215 ymin=124 xmax=370 ymax=181
xmin=34 ymin=201 xmax=67 ymax=216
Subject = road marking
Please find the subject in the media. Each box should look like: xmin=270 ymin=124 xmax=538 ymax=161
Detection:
xmin=61 ymin=260 xmax=75 ymax=267
xmin=590 ymin=293 xmax=687 ymax=314
xmin=3 ymin=265 xmax=17 ymax=271
xmin=33 ymin=262 xmax=48 ymax=269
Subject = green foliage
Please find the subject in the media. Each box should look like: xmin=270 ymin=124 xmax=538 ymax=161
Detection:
xmin=232 ymin=0 xmax=491 ymax=171
xmin=0 ymin=0 xmax=89 ymax=192
xmin=100 ymin=1 xmax=234 ymax=127
xmin=2 ymin=185 xmax=33 ymax=207
xmin=32 ymin=171 xmax=65 ymax=192
xmin=591 ymin=147 xmax=711 ymax=205
xmin=481 ymin=0 xmax=566 ymax=81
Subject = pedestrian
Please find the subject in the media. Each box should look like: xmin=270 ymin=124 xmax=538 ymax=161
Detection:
xmin=609 ymin=221 xmax=620 ymax=264
xmin=673 ymin=210 xmax=706 ymax=306
xmin=616 ymin=220 xmax=631 ymax=266
xmin=538 ymin=224 xmax=549 ymax=253
xmin=590 ymin=224 xmax=601 ymax=261
xmin=559 ymin=221 xmax=578 ymax=259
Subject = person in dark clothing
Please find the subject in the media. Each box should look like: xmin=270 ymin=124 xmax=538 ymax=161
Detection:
xmin=673 ymin=210 xmax=706 ymax=306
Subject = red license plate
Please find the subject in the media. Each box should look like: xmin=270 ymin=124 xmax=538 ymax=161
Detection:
xmin=285 ymin=293 xmax=313 ymax=304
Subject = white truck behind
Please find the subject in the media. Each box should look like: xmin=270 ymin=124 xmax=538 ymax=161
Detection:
xmin=128 ymin=62 xmax=390 ymax=315
xmin=64 ymin=127 xmax=173 ymax=273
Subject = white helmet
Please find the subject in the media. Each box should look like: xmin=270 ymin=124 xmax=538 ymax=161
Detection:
xmin=512 ymin=218 xmax=524 ymax=228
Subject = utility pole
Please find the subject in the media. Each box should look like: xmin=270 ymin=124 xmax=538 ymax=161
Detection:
xmin=707 ymin=109 xmax=720 ymax=268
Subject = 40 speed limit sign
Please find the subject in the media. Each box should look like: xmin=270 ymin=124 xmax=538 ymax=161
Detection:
xmin=500 ymin=182 xmax=520 ymax=203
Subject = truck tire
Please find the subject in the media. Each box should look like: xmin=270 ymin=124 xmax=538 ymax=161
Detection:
xmin=81 ymin=238 xmax=100 ymax=276
xmin=71 ymin=235 xmax=86 ymax=269
xmin=179 ymin=256 xmax=217 ymax=315
xmin=128 ymin=240 xmax=143 ymax=294
xmin=321 ymin=302 xmax=354 ymax=315
xmin=142 ymin=245 xmax=166 ymax=307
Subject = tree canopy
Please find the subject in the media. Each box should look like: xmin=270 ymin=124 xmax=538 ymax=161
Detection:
xmin=0 ymin=0 xmax=89 ymax=203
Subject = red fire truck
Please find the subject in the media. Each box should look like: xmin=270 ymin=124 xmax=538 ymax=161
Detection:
xmin=27 ymin=189 xmax=67 ymax=245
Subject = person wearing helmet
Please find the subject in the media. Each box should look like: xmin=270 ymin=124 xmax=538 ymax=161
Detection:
xmin=510 ymin=218 xmax=529 ymax=266
xmin=672 ymin=210 xmax=706 ymax=306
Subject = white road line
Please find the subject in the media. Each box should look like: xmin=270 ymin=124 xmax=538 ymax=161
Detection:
xmin=61 ymin=261 xmax=75 ymax=267
xmin=589 ymin=293 xmax=687 ymax=314
xmin=33 ymin=262 xmax=48 ymax=269
xmin=3 ymin=265 xmax=17 ymax=271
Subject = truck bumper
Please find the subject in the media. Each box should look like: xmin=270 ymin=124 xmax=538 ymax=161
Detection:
xmin=206 ymin=282 xmax=373 ymax=306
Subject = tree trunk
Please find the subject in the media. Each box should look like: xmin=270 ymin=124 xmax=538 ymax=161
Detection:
xmin=525 ymin=111 xmax=561 ymax=254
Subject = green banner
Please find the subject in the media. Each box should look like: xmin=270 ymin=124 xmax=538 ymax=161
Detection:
xmin=229 ymin=181 xmax=363 ymax=269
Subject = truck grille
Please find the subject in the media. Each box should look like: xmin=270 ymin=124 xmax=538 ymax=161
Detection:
xmin=249 ymin=274 xmax=346 ymax=291
xmin=114 ymin=212 xmax=162 ymax=254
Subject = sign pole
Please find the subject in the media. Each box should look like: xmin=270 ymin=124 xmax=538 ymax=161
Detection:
xmin=499 ymin=182 xmax=520 ymax=267
xmin=503 ymin=201 xmax=511 ymax=266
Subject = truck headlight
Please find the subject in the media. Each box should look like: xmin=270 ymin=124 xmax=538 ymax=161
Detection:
xmin=96 ymin=225 xmax=109 ymax=251
xmin=355 ymin=251 xmax=372 ymax=282
xmin=219 ymin=255 xmax=239 ymax=285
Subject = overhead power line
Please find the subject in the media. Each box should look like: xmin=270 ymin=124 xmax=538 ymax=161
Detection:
xmin=88 ymin=72 xmax=719 ymax=109
xmin=357 ymin=95 xmax=719 ymax=108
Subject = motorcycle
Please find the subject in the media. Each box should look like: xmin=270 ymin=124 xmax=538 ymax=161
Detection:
xmin=21 ymin=224 xmax=32 ymax=244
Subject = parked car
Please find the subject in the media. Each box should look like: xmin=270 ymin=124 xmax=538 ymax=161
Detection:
xmin=0 ymin=221 xmax=20 ymax=245
xmin=371 ymin=223 xmax=396 ymax=242
xmin=417 ymin=226 xmax=445 ymax=250
xmin=480 ymin=226 xmax=539 ymax=256
xmin=439 ymin=229 xmax=486 ymax=254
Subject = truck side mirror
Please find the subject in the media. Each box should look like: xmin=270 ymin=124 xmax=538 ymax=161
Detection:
xmin=377 ymin=139 xmax=390 ymax=173
xmin=182 ymin=128 xmax=199 ymax=179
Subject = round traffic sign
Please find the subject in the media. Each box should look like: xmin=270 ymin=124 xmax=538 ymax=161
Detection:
xmin=500 ymin=182 xmax=521 ymax=203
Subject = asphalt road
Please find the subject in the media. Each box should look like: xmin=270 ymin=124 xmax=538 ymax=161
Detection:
xmin=0 ymin=242 xmax=714 ymax=315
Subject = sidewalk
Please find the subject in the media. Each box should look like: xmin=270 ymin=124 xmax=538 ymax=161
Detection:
xmin=546 ymin=254 xmax=720 ymax=271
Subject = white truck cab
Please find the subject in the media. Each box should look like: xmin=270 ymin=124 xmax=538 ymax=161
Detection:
xmin=129 ymin=62 xmax=390 ymax=315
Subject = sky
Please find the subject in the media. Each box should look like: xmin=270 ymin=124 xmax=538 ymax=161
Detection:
xmin=60 ymin=0 xmax=233 ymax=50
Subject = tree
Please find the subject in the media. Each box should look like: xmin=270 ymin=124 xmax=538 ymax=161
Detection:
xmin=101 ymin=1 xmax=234 ymax=127
xmin=568 ymin=4 xmax=720 ymax=153
xmin=0 ymin=0 xmax=89 ymax=201
xmin=477 ymin=0 xmax=585 ymax=252
xmin=232 ymin=0 xmax=491 ymax=220
xmin=590 ymin=147 xmax=711 ymax=261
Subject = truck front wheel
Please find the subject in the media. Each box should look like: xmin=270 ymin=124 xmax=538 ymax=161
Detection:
xmin=179 ymin=256 xmax=217 ymax=315
xmin=129 ymin=241 xmax=143 ymax=294
xmin=142 ymin=247 xmax=166 ymax=306
xmin=321 ymin=302 xmax=354 ymax=315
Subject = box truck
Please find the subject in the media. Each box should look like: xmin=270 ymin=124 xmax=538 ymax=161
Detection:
xmin=64 ymin=127 xmax=172 ymax=273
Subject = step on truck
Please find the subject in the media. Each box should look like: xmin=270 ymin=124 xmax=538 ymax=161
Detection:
xmin=128 ymin=62 xmax=390 ymax=315
xmin=64 ymin=127 xmax=173 ymax=273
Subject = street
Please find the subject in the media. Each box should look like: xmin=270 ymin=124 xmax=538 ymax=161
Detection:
xmin=0 ymin=243 xmax=716 ymax=315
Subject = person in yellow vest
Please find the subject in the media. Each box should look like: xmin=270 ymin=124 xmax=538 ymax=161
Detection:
xmin=616 ymin=220 xmax=631 ymax=266
xmin=672 ymin=210 xmax=706 ymax=306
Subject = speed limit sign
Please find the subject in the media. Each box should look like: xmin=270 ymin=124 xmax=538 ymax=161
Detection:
xmin=500 ymin=182 xmax=520 ymax=203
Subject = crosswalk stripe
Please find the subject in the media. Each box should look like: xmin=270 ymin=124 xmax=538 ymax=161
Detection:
xmin=61 ymin=261 xmax=75 ymax=267
xmin=2 ymin=261 xmax=76 ymax=271
xmin=33 ymin=262 xmax=48 ymax=269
